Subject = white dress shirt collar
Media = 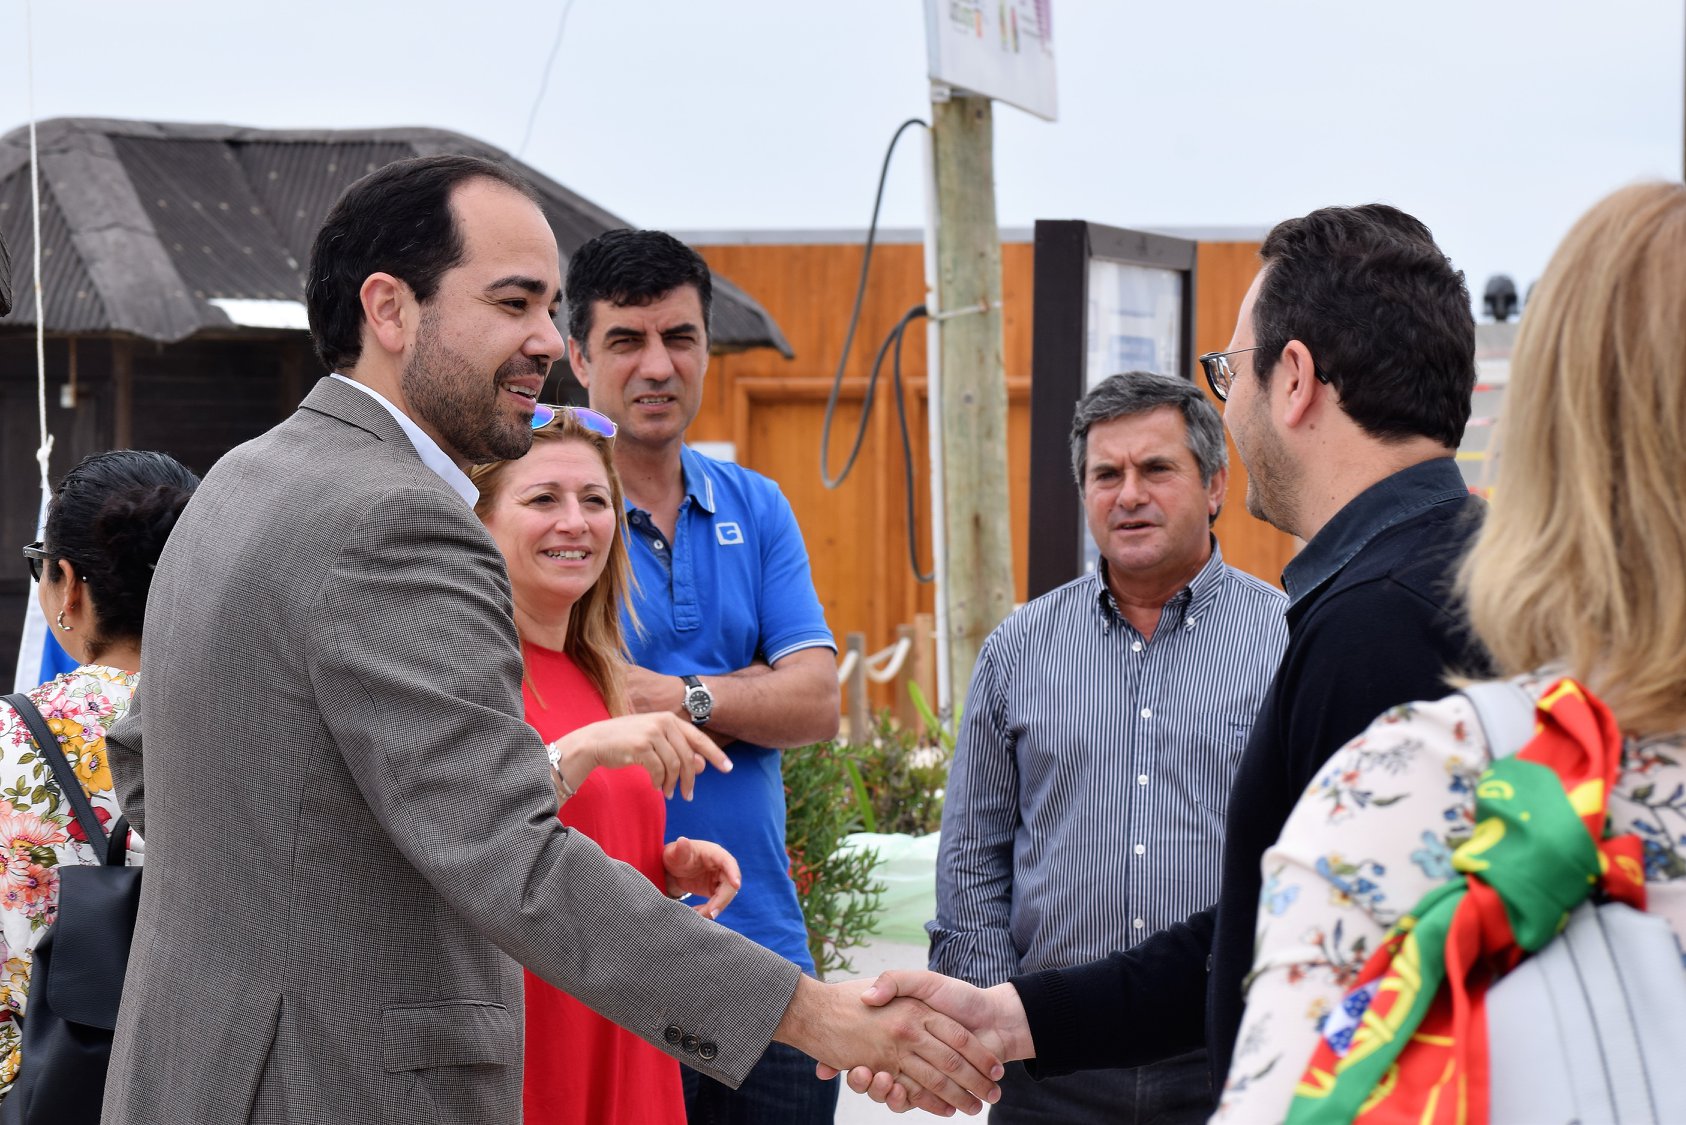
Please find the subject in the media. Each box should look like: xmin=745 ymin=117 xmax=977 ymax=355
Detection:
xmin=329 ymin=374 xmax=479 ymax=508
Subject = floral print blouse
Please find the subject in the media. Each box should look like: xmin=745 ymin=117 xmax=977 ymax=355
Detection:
xmin=1217 ymin=672 xmax=1686 ymax=1122
xmin=0 ymin=665 xmax=139 ymax=1099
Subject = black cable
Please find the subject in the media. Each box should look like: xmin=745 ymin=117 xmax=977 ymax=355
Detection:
xmin=519 ymin=0 xmax=580 ymax=157
xmin=889 ymin=305 xmax=934 ymax=584
xmin=819 ymin=117 xmax=928 ymax=489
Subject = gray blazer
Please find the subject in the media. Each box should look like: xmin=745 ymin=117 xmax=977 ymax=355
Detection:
xmin=102 ymin=378 xmax=799 ymax=1124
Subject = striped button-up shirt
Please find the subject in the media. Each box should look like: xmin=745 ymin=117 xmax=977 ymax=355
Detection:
xmin=928 ymin=540 xmax=1288 ymax=985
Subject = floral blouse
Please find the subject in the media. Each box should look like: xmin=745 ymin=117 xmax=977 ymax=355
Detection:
xmin=1216 ymin=672 xmax=1686 ymax=1122
xmin=0 ymin=665 xmax=139 ymax=1099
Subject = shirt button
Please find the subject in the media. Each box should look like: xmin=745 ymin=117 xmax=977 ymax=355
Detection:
xmin=1131 ymin=641 xmax=1143 ymax=653
xmin=1134 ymin=844 xmax=1145 ymax=855
xmin=1140 ymin=708 xmax=1152 ymax=719
xmin=1137 ymin=774 xmax=1148 ymax=785
xmin=1132 ymin=918 xmax=1144 ymax=929
xmin=654 ymin=540 xmax=665 ymax=550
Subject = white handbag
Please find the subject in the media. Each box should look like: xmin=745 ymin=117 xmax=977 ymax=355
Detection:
xmin=1464 ymin=680 xmax=1686 ymax=1125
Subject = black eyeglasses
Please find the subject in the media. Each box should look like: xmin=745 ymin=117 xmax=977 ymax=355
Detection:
xmin=22 ymin=542 xmax=50 ymax=583
xmin=531 ymin=403 xmax=618 ymax=438
xmin=1199 ymin=346 xmax=1336 ymax=401
xmin=1198 ymin=347 xmax=1263 ymax=401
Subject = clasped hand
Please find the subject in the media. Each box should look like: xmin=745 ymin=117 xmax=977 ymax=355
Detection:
xmin=811 ymin=972 xmax=1035 ymax=1115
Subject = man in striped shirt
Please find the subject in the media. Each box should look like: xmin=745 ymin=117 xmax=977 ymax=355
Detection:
xmin=927 ymin=372 xmax=1287 ymax=1123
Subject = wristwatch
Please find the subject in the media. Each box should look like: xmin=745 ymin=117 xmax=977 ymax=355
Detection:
xmin=680 ymin=675 xmax=714 ymax=727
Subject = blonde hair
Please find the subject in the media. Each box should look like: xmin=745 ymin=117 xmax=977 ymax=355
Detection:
xmin=1461 ymin=181 xmax=1686 ymax=736
xmin=470 ymin=411 xmax=637 ymax=717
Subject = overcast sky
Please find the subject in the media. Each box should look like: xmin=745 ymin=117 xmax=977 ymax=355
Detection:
xmin=5 ymin=0 xmax=1681 ymax=315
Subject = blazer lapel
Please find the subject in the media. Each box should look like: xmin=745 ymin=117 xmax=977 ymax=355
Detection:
xmin=297 ymin=376 xmax=413 ymax=447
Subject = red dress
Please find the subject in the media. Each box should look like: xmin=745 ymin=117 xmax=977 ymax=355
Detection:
xmin=520 ymin=643 xmax=685 ymax=1125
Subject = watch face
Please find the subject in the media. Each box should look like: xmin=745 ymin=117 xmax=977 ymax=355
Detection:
xmin=685 ymin=685 xmax=712 ymax=722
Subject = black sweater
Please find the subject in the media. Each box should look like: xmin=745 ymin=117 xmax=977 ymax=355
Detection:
xmin=1013 ymin=459 xmax=1492 ymax=1093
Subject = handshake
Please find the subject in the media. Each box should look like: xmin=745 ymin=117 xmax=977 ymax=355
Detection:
xmin=775 ymin=970 xmax=1036 ymax=1116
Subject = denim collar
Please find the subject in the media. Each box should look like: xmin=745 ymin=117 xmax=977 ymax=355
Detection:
xmin=1282 ymin=457 xmax=1468 ymax=608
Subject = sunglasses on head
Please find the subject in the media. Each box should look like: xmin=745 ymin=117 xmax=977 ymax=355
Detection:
xmin=530 ymin=403 xmax=618 ymax=439
xmin=22 ymin=541 xmax=50 ymax=583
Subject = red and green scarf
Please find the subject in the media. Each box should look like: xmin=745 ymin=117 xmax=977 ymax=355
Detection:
xmin=1285 ymin=679 xmax=1646 ymax=1125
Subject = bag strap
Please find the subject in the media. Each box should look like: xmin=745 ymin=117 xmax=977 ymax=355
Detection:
xmin=2 ymin=691 xmax=118 ymax=861
xmin=1459 ymin=680 xmax=1539 ymax=760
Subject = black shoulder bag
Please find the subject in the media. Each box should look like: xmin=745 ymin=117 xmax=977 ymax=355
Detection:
xmin=0 ymin=692 xmax=142 ymax=1125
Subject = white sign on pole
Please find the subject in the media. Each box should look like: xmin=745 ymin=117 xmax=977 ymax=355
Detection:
xmin=924 ymin=0 xmax=1057 ymax=121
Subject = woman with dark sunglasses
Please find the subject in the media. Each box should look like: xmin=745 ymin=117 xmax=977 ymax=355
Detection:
xmin=2 ymin=449 xmax=197 ymax=1105
xmin=469 ymin=407 xmax=737 ymax=1125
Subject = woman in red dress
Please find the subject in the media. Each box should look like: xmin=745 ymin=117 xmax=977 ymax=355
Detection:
xmin=472 ymin=406 xmax=739 ymax=1125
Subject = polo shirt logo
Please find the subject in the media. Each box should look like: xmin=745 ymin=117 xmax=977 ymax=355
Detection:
xmin=716 ymin=522 xmax=746 ymax=546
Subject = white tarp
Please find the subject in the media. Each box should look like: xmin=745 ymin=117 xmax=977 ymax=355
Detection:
xmin=208 ymin=298 xmax=310 ymax=330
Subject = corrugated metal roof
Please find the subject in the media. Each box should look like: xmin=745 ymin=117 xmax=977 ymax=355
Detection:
xmin=0 ymin=201 xmax=9 ymax=315
xmin=0 ymin=118 xmax=792 ymax=356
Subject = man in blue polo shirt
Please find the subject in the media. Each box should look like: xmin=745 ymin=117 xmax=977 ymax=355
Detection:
xmin=564 ymin=229 xmax=843 ymax=1123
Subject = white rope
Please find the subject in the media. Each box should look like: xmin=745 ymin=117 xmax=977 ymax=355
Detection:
xmin=26 ymin=0 xmax=52 ymax=494
xmin=863 ymin=636 xmax=913 ymax=684
xmin=834 ymin=636 xmax=915 ymax=685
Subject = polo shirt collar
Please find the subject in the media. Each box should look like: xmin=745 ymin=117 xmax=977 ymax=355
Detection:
xmin=678 ymin=445 xmax=718 ymax=515
xmin=1282 ymin=456 xmax=1468 ymax=608
xmin=1090 ymin=534 xmax=1227 ymax=630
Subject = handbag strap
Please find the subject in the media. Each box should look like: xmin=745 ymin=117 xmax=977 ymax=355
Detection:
xmin=3 ymin=691 xmax=120 ymax=862
xmin=1460 ymin=679 xmax=1539 ymax=760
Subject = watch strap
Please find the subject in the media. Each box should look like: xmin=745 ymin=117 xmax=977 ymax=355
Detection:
xmin=680 ymin=675 xmax=712 ymax=726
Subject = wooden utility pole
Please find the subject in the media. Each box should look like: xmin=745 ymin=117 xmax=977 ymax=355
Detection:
xmin=930 ymin=92 xmax=1014 ymax=714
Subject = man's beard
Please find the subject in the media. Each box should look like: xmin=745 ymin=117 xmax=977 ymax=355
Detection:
xmin=1233 ymin=396 xmax=1300 ymax=536
xmin=1241 ymin=424 xmax=1300 ymax=537
xmin=402 ymin=313 xmax=539 ymax=465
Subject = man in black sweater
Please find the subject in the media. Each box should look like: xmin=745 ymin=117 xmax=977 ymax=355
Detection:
xmin=834 ymin=204 xmax=1492 ymax=1111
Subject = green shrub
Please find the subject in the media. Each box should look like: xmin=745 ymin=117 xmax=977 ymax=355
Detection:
xmin=784 ymin=684 xmax=957 ymax=976
xmin=845 ymin=683 xmax=955 ymax=838
xmin=784 ymin=739 xmax=885 ymax=979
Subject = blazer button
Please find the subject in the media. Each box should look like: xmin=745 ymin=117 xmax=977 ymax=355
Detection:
xmin=681 ymin=1034 xmax=701 ymax=1054
xmin=664 ymin=1025 xmax=683 ymax=1045
xmin=698 ymin=1041 xmax=718 ymax=1061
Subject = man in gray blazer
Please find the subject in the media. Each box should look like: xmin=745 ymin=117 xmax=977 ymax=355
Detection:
xmin=102 ymin=155 xmax=1000 ymax=1124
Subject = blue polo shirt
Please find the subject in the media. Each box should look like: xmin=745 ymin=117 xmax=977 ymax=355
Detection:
xmin=622 ymin=446 xmax=835 ymax=972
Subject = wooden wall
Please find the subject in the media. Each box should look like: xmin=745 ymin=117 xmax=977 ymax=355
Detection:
xmin=1193 ymin=243 xmax=1302 ymax=585
xmin=690 ymin=237 xmax=1299 ymax=707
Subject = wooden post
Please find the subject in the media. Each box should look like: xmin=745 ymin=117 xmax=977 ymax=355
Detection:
xmin=912 ymin=611 xmax=937 ymax=722
xmin=844 ymin=631 xmax=869 ymax=745
xmin=111 ymin=337 xmax=133 ymax=449
xmin=931 ymin=93 xmax=1015 ymax=715
xmin=894 ymin=621 xmax=918 ymax=729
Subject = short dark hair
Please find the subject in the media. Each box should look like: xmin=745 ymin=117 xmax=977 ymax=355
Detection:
xmin=564 ymin=229 xmax=712 ymax=353
xmin=1251 ymin=204 xmax=1475 ymax=447
xmin=41 ymin=450 xmax=199 ymax=650
xmin=1070 ymin=371 xmax=1227 ymax=487
xmin=305 ymin=154 xmax=542 ymax=371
